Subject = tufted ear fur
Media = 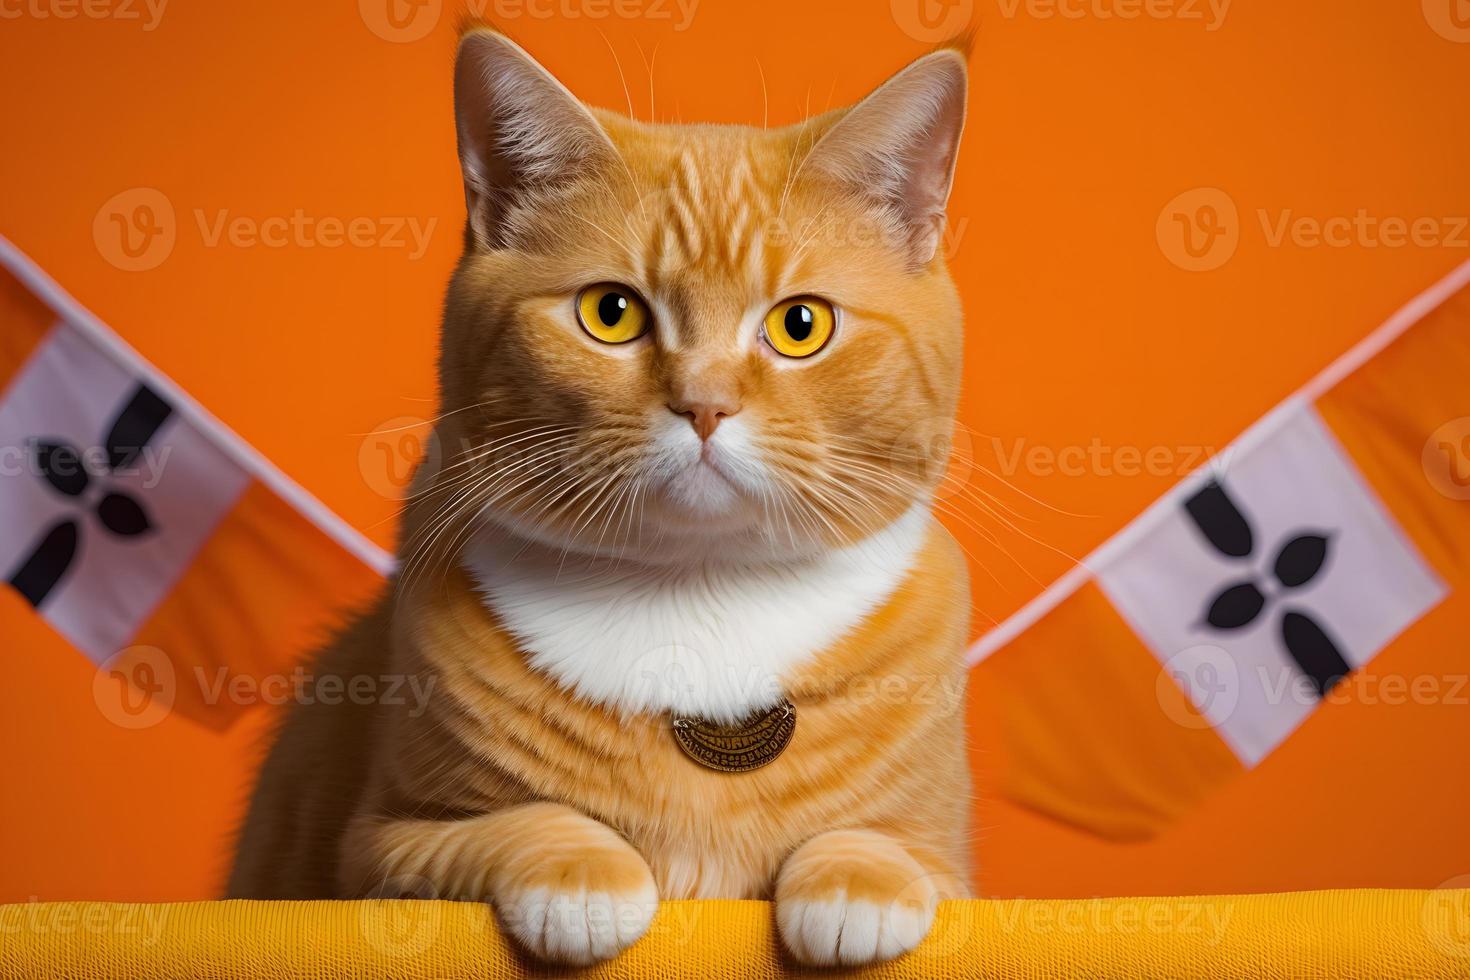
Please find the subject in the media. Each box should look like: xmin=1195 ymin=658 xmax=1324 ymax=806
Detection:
xmin=454 ymin=29 xmax=619 ymax=250
xmin=806 ymin=49 xmax=968 ymax=268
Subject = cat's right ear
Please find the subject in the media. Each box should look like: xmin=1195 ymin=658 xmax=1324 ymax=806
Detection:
xmin=454 ymin=30 xmax=618 ymax=250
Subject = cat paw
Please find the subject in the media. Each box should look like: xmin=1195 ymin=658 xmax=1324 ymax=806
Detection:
xmin=774 ymin=829 xmax=939 ymax=966
xmin=497 ymin=878 xmax=658 ymax=966
xmin=490 ymin=812 xmax=658 ymax=966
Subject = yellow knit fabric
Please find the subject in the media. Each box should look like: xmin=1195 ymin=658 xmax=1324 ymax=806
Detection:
xmin=2 ymin=892 xmax=1468 ymax=978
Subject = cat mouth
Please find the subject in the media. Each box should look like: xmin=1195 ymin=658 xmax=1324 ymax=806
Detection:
xmin=698 ymin=442 xmax=735 ymax=476
xmin=642 ymin=415 xmax=769 ymax=522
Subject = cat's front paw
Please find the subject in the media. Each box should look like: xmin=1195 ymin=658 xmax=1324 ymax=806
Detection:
xmin=774 ymin=829 xmax=940 ymax=967
xmin=496 ymin=877 xmax=658 ymax=966
xmin=489 ymin=810 xmax=658 ymax=966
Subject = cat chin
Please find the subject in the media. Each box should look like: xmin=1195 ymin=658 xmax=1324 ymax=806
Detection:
xmin=473 ymin=503 xmax=831 ymax=568
xmin=658 ymin=461 xmax=745 ymax=516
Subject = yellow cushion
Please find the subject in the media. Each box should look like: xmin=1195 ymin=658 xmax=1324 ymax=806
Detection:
xmin=2 ymin=892 xmax=1467 ymax=978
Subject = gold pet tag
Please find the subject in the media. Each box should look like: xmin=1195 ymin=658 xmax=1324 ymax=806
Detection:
xmin=672 ymin=698 xmax=796 ymax=773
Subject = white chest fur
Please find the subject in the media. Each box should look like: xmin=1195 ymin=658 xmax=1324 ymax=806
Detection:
xmin=463 ymin=505 xmax=932 ymax=723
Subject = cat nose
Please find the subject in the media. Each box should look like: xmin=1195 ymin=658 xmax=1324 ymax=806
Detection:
xmin=668 ymin=399 xmax=740 ymax=441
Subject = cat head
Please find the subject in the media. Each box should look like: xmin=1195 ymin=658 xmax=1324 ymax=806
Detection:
xmin=424 ymin=29 xmax=968 ymax=567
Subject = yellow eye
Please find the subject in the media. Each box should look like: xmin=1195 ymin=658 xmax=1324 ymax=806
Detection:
xmin=576 ymin=283 xmax=650 ymax=344
xmin=763 ymin=296 xmax=836 ymax=358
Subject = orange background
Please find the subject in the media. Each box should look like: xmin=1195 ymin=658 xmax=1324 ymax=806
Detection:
xmin=2 ymin=0 xmax=1469 ymax=902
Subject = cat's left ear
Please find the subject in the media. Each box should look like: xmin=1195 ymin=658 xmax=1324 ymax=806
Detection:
xmin=807 ymin=49 xmax=968 ymax=267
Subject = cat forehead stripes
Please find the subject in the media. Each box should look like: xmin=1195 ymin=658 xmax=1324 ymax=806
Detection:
xmin=616 ymin=136 xmax=792 ymax=298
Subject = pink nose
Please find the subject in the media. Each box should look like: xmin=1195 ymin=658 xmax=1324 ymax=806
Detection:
xmin=669 ymin=400 xmax=740 ymax=441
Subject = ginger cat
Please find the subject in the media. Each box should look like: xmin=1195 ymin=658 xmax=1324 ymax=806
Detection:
xmin=230 ymin=28 xmax=973 ymax=968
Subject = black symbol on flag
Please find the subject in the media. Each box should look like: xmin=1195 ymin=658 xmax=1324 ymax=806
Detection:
xmin=1184 ymin=480 xmax=1350 ymax=698
xmin=6 ymin=384 xmax=172 ymax=608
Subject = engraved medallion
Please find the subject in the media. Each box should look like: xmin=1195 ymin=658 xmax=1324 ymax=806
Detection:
xmin=672 ymin=698 xmax=796 ymax=772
